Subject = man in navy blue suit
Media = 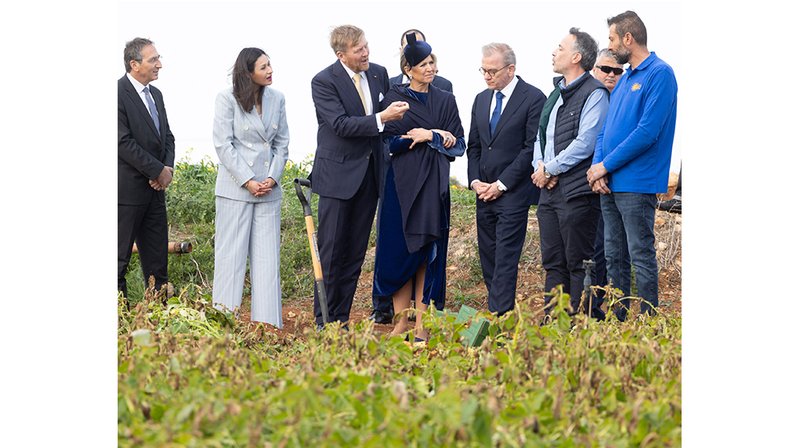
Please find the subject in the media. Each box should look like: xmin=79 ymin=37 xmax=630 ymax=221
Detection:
xmin=310 ymin=25 xmax=408 ymax=328
xmin=467 ymin=42 xmax=546 ymax=315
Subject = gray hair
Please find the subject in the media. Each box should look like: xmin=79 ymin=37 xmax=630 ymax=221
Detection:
xmin=597 ymin=48 xmax=615 ymax=60
xmin=124 ymin=37 xmax=153 ymax=72
xmin=481 ymin=42 xmax=516 ymax=66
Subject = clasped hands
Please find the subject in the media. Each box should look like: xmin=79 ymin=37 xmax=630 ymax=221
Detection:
xmin=245 ymin=177 xmax=277 ymax=197
xmin=586 ymin=162 xmax=610 ymax=194
xmin=531 ymin=161 xmax=558 ymax=190
xmin=473 ymin=180 xmax=503 ymax=202
xmin=149 ymin=166 xmax=173 ymax=191
xmin=401 ymin=128 xmax=457 ymax=149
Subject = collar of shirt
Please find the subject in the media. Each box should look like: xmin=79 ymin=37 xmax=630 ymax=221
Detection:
xmin=126 ymin=73 xmax=152 ymax=110
xmin=630 ymin=51 xmax=657 ymax=73
xmin=339 ymin=61 xmax=372 ymax=115
xmin=558 ymin=71 xmax=590 ymax=90
xmin=489 ymin=75 xmax=519 ymax=119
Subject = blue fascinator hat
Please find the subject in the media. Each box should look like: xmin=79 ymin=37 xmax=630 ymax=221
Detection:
xmin=403 ymin=32 xmax=432 ymax=67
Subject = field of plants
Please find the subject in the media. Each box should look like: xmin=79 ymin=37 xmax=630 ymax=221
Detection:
xmin=119 ymin=158 xmax=682 ymax=446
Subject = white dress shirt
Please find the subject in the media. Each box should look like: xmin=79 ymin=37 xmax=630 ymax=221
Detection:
xmin=339 ymin=61 xmax=384 ymax=132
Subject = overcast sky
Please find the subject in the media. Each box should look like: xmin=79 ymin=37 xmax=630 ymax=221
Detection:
xmin=117 ymin=0 xmax=683 ymax=184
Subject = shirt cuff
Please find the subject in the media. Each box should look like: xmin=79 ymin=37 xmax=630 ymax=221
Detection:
xmin=375 ymin=114 xmax=384 ymax=132
xmin=496 ymin=180 xmax=508 ymax=192
xmin=470 ymin=179 xmax=480 ymax=190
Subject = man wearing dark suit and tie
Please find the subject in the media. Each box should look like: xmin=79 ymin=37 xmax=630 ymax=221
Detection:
xmin=310 ymin=25 xmax=409 ymax=328
xmin=118 ymin=37 xmax=175 ymax=299
xmin=467 ymin=42 xmax=546 ymax=316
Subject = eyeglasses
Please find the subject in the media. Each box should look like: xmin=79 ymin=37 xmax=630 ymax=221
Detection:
xmin=478 ymin=64 xmax=511 ymax=77
xmin=596 ymin=65 xmax=623 ymax=75
xmin=137 ymin=55 xmax=162 ymax=64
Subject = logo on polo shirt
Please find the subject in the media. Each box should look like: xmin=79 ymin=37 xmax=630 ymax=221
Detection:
xmin=631 ymin=83 xmax=642 ymax=92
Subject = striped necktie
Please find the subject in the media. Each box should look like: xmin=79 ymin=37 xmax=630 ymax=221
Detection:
xmin=143 ymin=86 xmax=160 ymax=134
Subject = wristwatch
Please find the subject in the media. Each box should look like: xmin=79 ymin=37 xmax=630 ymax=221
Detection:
xmin=543 ymin=166 xmax=552 ymax=179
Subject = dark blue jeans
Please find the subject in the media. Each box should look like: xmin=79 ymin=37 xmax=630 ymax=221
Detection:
xmin=601 ymin=192 xmax=658 ymax=320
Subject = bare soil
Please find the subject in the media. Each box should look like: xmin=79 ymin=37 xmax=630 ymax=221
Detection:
xmin=240 ymin=209 xmax=682 ymax=338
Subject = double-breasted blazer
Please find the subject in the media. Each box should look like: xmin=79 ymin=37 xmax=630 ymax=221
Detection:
xmin=212 ymin=87 xmax=289 ymax=203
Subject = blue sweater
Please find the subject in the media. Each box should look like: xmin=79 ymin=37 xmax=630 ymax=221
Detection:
xmin=593 ymin=52 xmax=677 ymax=194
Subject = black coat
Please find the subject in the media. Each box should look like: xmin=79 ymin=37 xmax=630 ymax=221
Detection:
xmin=117 ymin=75 xmax=175 ymax=205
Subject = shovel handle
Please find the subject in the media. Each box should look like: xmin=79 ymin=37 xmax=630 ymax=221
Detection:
xmin=293 ymin=177 xmax=329 ymax=323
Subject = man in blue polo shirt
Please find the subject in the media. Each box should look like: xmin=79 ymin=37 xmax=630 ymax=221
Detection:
xmin=586 ymin=10 xmax=678 ymax=321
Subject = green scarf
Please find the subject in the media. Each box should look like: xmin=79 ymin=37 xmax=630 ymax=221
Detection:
xmin=538 ymin=87 xmax=561 ymax=156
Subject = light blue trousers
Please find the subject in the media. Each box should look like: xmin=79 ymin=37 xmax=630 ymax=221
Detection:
xmin=212 ymin=196 xmax=282 ymax=327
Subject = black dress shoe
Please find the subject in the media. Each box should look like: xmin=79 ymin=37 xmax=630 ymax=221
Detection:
xmin=316 ymin=322 xmax=349 ymax=331
xmin=369 ymin=309 xmax=393 ymax=324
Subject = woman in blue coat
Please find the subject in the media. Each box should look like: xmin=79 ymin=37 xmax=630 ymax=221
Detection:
xmin=373 ymin=35 xmax=465 ymax=341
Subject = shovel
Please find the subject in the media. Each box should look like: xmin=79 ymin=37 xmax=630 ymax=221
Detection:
xmin=293 ymin=178 xmax=329 ymax=324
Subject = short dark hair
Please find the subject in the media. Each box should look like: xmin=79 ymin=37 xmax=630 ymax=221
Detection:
xmin=124 ymin=37 xmax=153 ymax=72
xmin=569 ymin=27 xmax=598 ymax=72
xmin=608 ymin=10 xmax=647 ymax=46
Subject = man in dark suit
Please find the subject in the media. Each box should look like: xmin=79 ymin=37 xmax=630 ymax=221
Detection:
xmin=467 ymin=42 xmax=546 ymax=316
xmin=310 ymin=25 xmax=408 ymax=328
xmin=118 ymin=37 xmax=175 ymax=299
xmin=389 ymin=29 xmax=453 ymax=93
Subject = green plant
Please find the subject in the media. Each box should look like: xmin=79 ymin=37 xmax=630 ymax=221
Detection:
xmin=119 ymin=288 xmax=681 ymax=446
xmin=166 ymin=156 xmax=217 ymax=225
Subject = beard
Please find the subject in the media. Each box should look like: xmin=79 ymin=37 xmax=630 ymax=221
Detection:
xmin=613 ymin=48 xmax=631 ymax=65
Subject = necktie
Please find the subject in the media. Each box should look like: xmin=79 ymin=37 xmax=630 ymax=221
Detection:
xmin=352 ymin=73 xmax=367 ymax=113
xmin=143 ymin=86 xmax=160 ymax=134
xmin=489 ymin=91 xmax=504 ymax=137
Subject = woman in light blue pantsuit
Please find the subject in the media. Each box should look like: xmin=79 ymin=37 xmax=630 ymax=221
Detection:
xmin=212 ymin=47 xmax=289 ymax=327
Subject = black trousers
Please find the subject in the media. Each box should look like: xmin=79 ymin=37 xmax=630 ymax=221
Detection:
xmin=476 ymin=197 xmax=530 ymax=315
xmin=314 ymin=156 xmax=378 ymax=325
xmin=118 ymin=195 xmax=168 ymax=297
xmin=537 ymin=186 xmax=601 ymax=317
xmin=592 ymin=212 xmax=607 ymax=297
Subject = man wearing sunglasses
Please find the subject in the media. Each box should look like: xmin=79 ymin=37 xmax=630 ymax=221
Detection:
xmin=587 ymin=10 xmax=678 ymax=321
xmin=592 ymin=48 xmax=625 ymax=92
xmin=588 ymin=47 xmax=628 ymax=309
